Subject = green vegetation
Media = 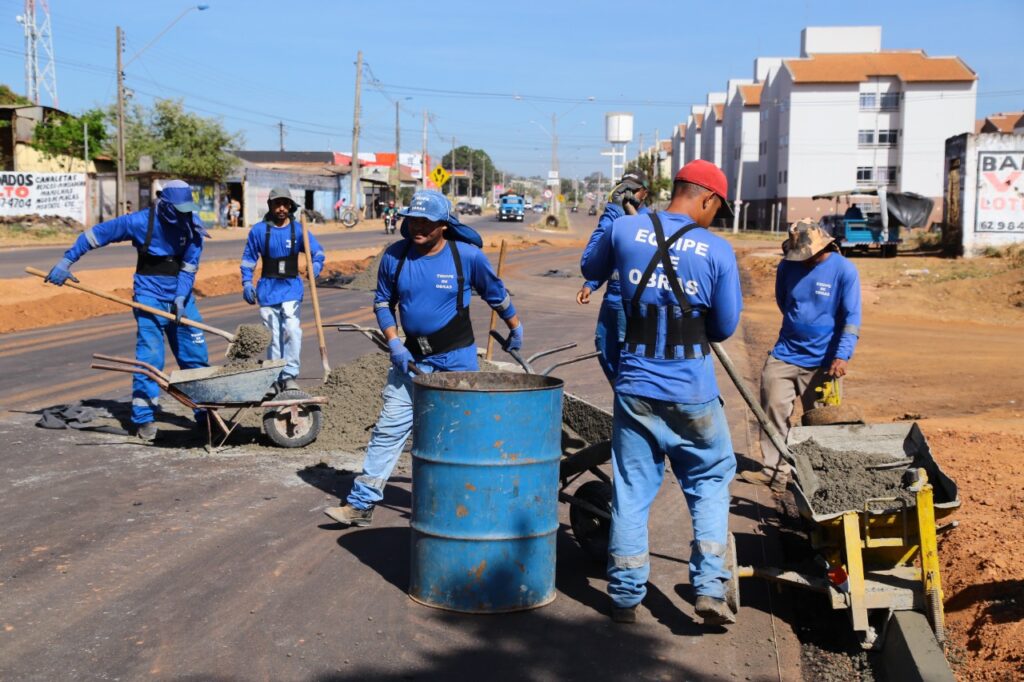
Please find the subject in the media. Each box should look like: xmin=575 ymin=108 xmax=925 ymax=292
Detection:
xmin=31 ymin=108 xmax=108 ymax=164
xmin=0 ymin=84 xmax=30 ymax=105
xmin=625 ymin=153 xmax=671 ymax=202
xmin=440 ymin=146 xmax=500 ymax=198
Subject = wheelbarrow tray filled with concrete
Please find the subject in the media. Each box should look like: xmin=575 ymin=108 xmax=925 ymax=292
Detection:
xmin=168 ymin=360 xmax=288 ymax=404
xmin=786 ymin=422 xmax=960 ymax=523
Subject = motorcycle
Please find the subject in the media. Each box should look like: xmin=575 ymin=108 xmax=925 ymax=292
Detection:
xmin=383 ymin=212 xmax=398 ymax=235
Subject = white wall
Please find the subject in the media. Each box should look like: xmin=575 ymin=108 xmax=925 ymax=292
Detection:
xmin=800 ymin=26 xmax=881 ymax=56
xmin=950 ymin=132 xmax=1024 ymax=255
xmin=901 ymin=81 xmax=977 ymax=197
xmin=787 ymin=81 xmax=860 ymax=198
xmin=671 ymin=126 xmax=685 ymax=176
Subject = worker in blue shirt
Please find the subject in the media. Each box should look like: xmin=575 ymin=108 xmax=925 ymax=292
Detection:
xmin=239 ymin=187 xmax=325 ymax=392
xmin=577 ymin=170 xmax=650 ymax=383
xmin=324 ymin=190 xmax=522 ymax=528
xmin=44 ymin=180 xmax=209 ymax=441
xmin=581 ymin=159 xmax=743 ymax=627
xmin=740 ymin=219 xmax=862 ymax=492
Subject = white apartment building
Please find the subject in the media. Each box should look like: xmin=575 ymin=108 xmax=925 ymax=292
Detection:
xmin=683 ymin=105 xmax=703 ymax=165
xmin=747 ymin=26 xmax=976 ymax=229
xmin=670 ymin=123 xmax=686 ymax=177
xmin=699 ymin=93 xmax=727 ymax=169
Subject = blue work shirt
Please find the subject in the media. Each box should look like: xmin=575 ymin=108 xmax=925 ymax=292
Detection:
xmin=240 ymin=220 xmax=325 ymax=306
xmin=583 ymin=203 xmax=650 ymax=305
xmin=63 ymin=203 xmax=204 ymax=303
xmin=581 ymin=210 xmax=743 ymax=404
xmin=373 ymin=239 xmax=515 ymax=372
xmin=771 ymin=253 xmax=861 ymax=368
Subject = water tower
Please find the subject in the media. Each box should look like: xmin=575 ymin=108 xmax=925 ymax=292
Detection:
xmin=603 ymin=112 xmax=633 ymax=188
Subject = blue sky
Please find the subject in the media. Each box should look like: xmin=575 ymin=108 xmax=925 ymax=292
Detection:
xmin=0 ymin=0 xmax=1020 ymax=179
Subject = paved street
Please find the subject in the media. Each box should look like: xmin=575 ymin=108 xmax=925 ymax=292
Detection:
xmin=0 ymin=242 xmax=802 ymax=680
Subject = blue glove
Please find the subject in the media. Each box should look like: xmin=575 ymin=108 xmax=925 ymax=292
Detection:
xmin=506 ymin=323 xmax=523 ymax=351
xmin=44 ymin=257 xmax=79 ymax=286
xmin=313 ymin=262 xmax=323 ymax=279
xmin=388 ymin=337 xmax=414 ymax=374
xmin=173 ymin=296 xmax=187 ymax=325
xmin=243 ymin=282 xmax=257 ymax=305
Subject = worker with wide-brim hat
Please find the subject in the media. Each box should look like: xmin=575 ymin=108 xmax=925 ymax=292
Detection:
xmin=740 ymin=218 xmax=862 ymax=493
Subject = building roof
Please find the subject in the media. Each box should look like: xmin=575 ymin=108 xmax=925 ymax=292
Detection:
xmin=712 ymin=104 xmax=724 ymax=121
xmin=979 ymin=112 xmax=1024 ymax=133
xmin=783 ymin=50 xmax=976 ymax=84
xmin=693 ymin=113 xmax=704 ymax=130
xmin=659 ymin=140 xmax=672 ymax=152
xmin=234 ymin=150 xmax=336 ymax=164
xmin=739 ymin=83 xmax=763 ymax=106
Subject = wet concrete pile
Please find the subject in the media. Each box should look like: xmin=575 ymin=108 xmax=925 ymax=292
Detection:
xmin=345 ymin=247 xmax=388 ymax=292
xmin=791 ymin=438 xmax=914 ymax=514
xmin=315 ymin=351 xmax=392 ymax=453
xmin=213 ymin=324 xmax=272 ymax=375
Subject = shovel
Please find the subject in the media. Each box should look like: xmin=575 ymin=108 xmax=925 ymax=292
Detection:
xmin=26 ymin=266 xmax=240 ymax=354
xmin=711 ymin=341 xmax=820 ymax=492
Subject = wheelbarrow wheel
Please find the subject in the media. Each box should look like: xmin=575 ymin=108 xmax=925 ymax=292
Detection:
xmin=725 ymin=532 xmax=740 ymax=614
xmin=569 ymin=480 xmax=613 ymax=563
xmin=263 ymin=389 xmax=322 ymax=448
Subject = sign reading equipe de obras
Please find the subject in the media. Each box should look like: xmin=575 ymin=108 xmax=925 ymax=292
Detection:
xmin=0 ymin=172 xmax=87 ymax=224
xmin=976 ymin=152 xmax=1024 ymax=233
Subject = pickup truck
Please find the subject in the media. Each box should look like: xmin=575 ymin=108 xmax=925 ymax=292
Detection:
xmin=498 ymin=194 xmax=525 ymax=222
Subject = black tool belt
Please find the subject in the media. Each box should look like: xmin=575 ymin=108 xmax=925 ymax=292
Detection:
xmin=135 ymin=206 xmax=182 ymax=276
xmin=623 ymin=212 xmax=709 ymax=360
xmin=404 ymin=307 xmax=475 ymax=357
xmin=261 ymin=221 xmax=299 ymax=279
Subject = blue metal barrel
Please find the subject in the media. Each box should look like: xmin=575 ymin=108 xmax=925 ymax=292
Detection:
xmin=409 ymin=371 xmax=563 ymax=613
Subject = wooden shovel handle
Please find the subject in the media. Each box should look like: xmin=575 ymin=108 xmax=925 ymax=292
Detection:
xmin=25 ymin=266 xmax=235 ymax=342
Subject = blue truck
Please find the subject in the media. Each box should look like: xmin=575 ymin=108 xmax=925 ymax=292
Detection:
xmin=814 ymin=188 xmax=934 ymax=258
xmin=498 ymin=193 xmax=525 ymax=222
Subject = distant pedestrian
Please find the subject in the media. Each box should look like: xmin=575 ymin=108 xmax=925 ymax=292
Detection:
xmin=581 ymin=159 xmax=742 ymax=627
xmin=324 ymin=190 xmax=522 ymax=528
xmin=229 ymin=198 xmax=241 ymax=227
xmin=740 ymin=219 xmax=861 ymax=493
xmin=240 ymin=187 xmax=325 ymax=392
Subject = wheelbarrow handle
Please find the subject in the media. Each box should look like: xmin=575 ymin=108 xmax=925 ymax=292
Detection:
xmin=487 ymin=330 xmax=532 ymax=374
xmin=92 ymin=353 xmax=171 ymax=383
xmin=90 ymin=362 xmax=170 ymax=390
xmin=408 ymin=362 xmax=424 ymax=376
xmin=526 ymin=343 xmax=577 ymax=365
xmin=541 ymin=351 xmax=600 ymax=376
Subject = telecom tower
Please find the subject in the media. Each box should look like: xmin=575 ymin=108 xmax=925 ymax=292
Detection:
xmin=16 ymin=0 xmax=58 ymax=106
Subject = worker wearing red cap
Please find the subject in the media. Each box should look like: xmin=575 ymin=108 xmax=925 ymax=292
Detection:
xmin=581 ymin=159 xmax=742 ymax=627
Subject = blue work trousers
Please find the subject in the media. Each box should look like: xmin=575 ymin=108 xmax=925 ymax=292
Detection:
xmin=132 ymin=295 xmax=209 ymax=425
xmin=347 ymin=364 xmax=437 ymax=510
xmin=607 ymin=392 xmax=736 ymax=607
xmin=259 ymin=300 xmax=302 ymax=380
xmin=594 ymin=299 xmax=626 ymax=383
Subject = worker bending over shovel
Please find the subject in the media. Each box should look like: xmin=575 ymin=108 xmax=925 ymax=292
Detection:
xmin=43 ymin=180 xmax=209 ymax=442
xmin=576 ymin=170 xmax=651 ymax=383
xmin=325 ymin=190 xmax=522 ymax=527
xmin=581 ymin=160 xmax=742 ymax=627
xmin=739 ymin=219 xmax=861 ymax=493
xmin=239 ymin=187 xmax=325 ymax=392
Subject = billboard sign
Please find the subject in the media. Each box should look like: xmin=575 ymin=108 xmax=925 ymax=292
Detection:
xmin=0 ymin=172 xmax=87 ymax=224
xmin=975 ymin=151 xmax=1024 ymax=233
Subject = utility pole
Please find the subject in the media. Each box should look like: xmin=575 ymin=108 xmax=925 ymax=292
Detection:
xmin=468 ymin=149 xmax=474 ymax=198
xmin=450 ymin=136 xmax=456 ymax=199
xmin=732 ymin=156 xmax=744 ymax=234
xmin=83 ymin=119 xmax=89 ymax=163
xmin=551 ymin=112 xmax=559 ymax=216
xmin=350 ymin=50 xmax=363 ymax=218
xmin=654 ymin=128 xmax=660 ymax=181
xmin=393 ymin=100 xmax=400 ymax=201
xmin=278 ymin=121 xmax=285 ymax=152
xmin=421 ymin=108 xmax=428 ymax=190
xmin=115 ymin=26 xmax=126 ymax=216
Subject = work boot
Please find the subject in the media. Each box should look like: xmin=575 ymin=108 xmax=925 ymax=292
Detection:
xmin=610 ymin=605 xmax=637 ymax=624
xmin=739 ymin=469 xmax=789 ymax=494
xmin=324 ymin=504 xmax=374 ymax=527
xmin=281 ymin=377 xmax=299 ymax=392
xmin=135 ymin=422 xmax=157 ymax=442
xmin=695 ymin=595 xmax=736 ymax=626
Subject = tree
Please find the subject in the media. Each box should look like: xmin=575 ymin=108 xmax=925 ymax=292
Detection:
xmin=0 ymin=84 xmax=30 ymax=105
xmin=32 ymin=108 xmax=108 ymax=166
xmin=441 ymin=145 xmax=501 ymax=198
xmin=121 ymin=98 xmax=242 ymax=181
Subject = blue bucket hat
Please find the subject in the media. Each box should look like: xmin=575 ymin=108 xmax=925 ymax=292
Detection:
xmin=160 ymin=179 xmax=199 ymax=213
xmin=399 ymin=190 xmax=483 ymax=247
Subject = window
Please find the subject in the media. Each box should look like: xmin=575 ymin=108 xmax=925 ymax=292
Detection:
xmin=880 ymin=92 xmax=900 ymax=110
xmin=878 ymin=129 xmax=899 ymax=145
xmin=859 ymin=93 xmax=876 ymax=110
xmin=779 ymin=101 xmax=789 ymax=113
xmin=779 ymin=134 xmax=789 ymax=147
xmin=856 ymin=166 xmax=874 ymax=183
xmin=877 ymin=166 xmax=898 ymax=184
xmin=858 ymin=129 xmax=875 ymax=145
xmin=784 ymin=170 xmax=788 ymax=184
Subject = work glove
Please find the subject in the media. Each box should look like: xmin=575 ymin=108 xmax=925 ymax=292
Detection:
xmin=172 ymin=296 xmax=187 ymax=325
xmin=44 ymin=257 xmax=79 ymax=286
xmin=313 ymin=262 xmax=323 ymax=279
xmin=506 ymin=322 xmax=524 ymax=351
xmin=609 ymin=183 xmax=639 ymax=210
xmin=242 ymin=282 xmax=257 ymax=305
xmin=388 ymin=337 xmax=414 ymax=374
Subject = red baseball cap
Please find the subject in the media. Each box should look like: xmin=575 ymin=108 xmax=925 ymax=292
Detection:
xmin=675 ymin=159 xmax=734 ymax=217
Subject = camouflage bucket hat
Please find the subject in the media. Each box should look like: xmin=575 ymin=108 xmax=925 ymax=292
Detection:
xmin=783 ymin=218 xmax=834 ymax=261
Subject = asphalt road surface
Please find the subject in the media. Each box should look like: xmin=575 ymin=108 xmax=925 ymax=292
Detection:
xmin=0 ymin=244 xmax=802 ymax=680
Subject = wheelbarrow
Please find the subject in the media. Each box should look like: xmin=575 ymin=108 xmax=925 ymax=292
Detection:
xmin=90 ymin=353 xmax=328 ymax=449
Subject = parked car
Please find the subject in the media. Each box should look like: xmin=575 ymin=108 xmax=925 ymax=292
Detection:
xmin=587 ymin=205 xmax=597 ymax=216
xmin=532 ymin=204 xmax=545 ymax=213
xmin=524 ymin=201 xmax=534 ymax=210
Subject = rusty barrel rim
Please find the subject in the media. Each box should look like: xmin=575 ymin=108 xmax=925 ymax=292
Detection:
xmin=413 ymin=371 xmax=563 ymax=393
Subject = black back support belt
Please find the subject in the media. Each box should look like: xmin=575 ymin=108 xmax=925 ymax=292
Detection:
xmin=623 ymin=212 xmax=710 ymax=360
xmin=261 ymin=221 xmax=299 ymax=279
xmin=135 ymin=206 xmax=183 ymax=277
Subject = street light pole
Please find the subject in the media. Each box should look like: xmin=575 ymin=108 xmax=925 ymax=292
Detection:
xmin=115 ymin=26 xmax=126 ymax=216
xmin=393 ymin=100 xmax=400 ymax=201
xmin=350 ymin=50 xmax=362 ymax=218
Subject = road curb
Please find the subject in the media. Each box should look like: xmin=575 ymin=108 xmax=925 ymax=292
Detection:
xmin=882 ymin=612 xmax=955 ymax=682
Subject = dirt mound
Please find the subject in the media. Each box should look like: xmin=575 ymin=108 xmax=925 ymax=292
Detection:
xmin=0 ymin=214 xmax=83 ymax=232
xmin=791 ymin=438 xmax=913 ymax=514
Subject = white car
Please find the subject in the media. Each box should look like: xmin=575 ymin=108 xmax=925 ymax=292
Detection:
xmin=524 ymin=201 xmax=533 ymax=210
